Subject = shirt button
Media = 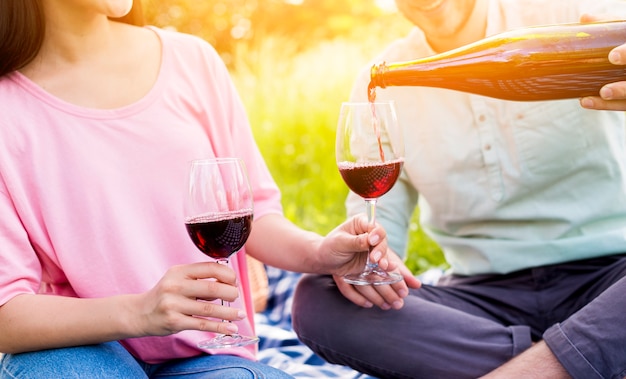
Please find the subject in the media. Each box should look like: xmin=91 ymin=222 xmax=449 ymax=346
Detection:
xmin=484 ymin=144 xmax=492 ymax=151
xmin=478 ymin=115 xmax=486 ymax=122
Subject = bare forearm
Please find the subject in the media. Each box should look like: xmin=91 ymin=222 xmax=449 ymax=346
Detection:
xmin=480 ymin=341 xmax=571 ymax=379
xmin=246 ymin=214 xmax=324 ymax=273
xmin=0 ymin=293 xmax=139 ymax=354
xmin=246 ymin=213 xmax=383 ymax=277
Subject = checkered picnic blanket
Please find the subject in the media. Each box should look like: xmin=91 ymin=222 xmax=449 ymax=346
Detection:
xmin=255 ymin=266 xmax=377 ymax=378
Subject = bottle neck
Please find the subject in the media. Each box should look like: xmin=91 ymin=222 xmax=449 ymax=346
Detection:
xmin=370 ymin=54 xmax=444 ymax=90
xmin=370 ymin=63 xmax=388 ymax=90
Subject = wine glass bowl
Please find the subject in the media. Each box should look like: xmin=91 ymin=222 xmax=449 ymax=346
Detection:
xmin=184 ymin=157 xmax=258 ymax=349
xmin=336 ymin=101 xmax=404 ymax=286
xmin=185 ymin=211 xmax=253 ymax=261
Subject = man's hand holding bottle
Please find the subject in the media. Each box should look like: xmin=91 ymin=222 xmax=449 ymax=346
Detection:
xmin=580 ymin=14 xmax=626 ymax=111
xmin=581 ymin=42 xmax=626 ymax=111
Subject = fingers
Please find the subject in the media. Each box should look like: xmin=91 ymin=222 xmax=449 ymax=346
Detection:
xmin=581 ymin=95 xmax=626 ymax=111
xmin=335 ymin=274 xmax=374 ymax=308
xmin=600 ymin=83 xmax=626 ymax=101
xmin=366 ymin=218 xmax=388 ymax=248
xmin=334 ymin=214 xmax=388 ymax=266
xmin=577 ymin=16 xmax=626 ymax=111
xmin=171 ymin=299 xmax=247 ymax=331
xmin=334 ymin=273 xmax=411 ymax=311
xmin=167 ymin=262 xmax=240 ymax=302
xmin=399 ymin=264 xmax=422 ymax=289
xmin=579 ymin=43 xmax=626 ymax=111
xmin=608 ymin=44 xmax=626 ymax=66
xmin=172 ymin=262 xmax=242 ymax=309
xmin=195 ymin=317 xmax=242 ymax=335
xmin=193 ymin=302 xmax=246 ymax=332
xmin=350 ymin=214 xmax=388 ymax=264
xmin=330 ymin=214 xmax=370 ymax=252
xmin=349 ymin=214 xmax=388 ymax=244
xmin=350 ymin=213 xmax=371 ymax=234
xmin=182 ymin=262 xmax=237 ymax=285
xmin=580 ymin=79 xmax=626 ymax=111
xmin=142 ymin=262 xmax=247 ymax=336
xmin=178 ymin=277 xmax=238 ymax=303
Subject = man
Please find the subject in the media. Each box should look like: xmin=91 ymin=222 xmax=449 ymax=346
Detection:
xmin=292 ymin=0 xmax=626 ymax=378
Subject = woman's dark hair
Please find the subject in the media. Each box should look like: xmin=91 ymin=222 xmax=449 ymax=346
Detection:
xmin=0 ymin=0 xmax=44 ymax=78
xmin=0 ymin=1 xmax=145 ymax=78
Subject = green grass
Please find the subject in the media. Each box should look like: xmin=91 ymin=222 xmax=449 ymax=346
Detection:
xmin=231 ymin=33 xmax=447 ymax=275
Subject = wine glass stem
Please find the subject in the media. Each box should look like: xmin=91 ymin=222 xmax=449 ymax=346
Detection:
xmin=216 ymin=259 xmax=233 ymax=332
xmin=365 ymin=198 xmax=377 ymax=269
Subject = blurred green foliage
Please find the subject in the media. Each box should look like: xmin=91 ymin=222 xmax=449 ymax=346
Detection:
xmin=145 ymin=0 xmax=446 ymax=274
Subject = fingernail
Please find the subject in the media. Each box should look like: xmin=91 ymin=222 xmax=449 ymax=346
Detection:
xmin=369 ymin=234 xmax=380 ymax=245
xmin=609 ymin=50 xmax=622 ymax=65
xmin=381 ymin=302 xmax=391 ymax=310
xmin=363 ymin=301 xmax=373 ymax=308
xmin=580 ymin=97 xmax=594 ymax=108
xmin=372 ymin=250 xmax=382 ymax=262
xmin=392 ymin=300 xmax=403 ymax=309
xmin=237 ymin=310 xmax=247 ymax=319
xmin=600 ymin=86 xmax=614 ymax=100
xmin=398 ymin=289 xmax=408 ymax=298
xmin=225 ymin=323 xmax=239 ymax=333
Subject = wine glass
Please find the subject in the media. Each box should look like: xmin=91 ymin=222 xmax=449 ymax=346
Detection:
xmin=336 ymin=101 xmax=404 ymax=285
xmin=184 ymin=157 xmax=259 ymax=349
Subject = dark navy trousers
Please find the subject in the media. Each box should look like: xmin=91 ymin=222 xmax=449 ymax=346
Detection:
xmin=292 ymin=254 xmax=626 ymax=379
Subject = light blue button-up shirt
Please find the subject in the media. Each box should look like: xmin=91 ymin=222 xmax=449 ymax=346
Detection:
xmin=347 ymin=0 xmax=626 ymax=275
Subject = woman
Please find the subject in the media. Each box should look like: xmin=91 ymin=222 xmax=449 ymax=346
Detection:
xmin=0 ymin=0 xmax=413 ymax=377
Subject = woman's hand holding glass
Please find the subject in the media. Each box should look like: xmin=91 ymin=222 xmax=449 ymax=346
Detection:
xmin=122 ymin=158 xmax=257 ymax=346
xmin=316 ymin=213 xmax=422 ymax=310
xmin=134 ymin=261 xmax=245 ymax=338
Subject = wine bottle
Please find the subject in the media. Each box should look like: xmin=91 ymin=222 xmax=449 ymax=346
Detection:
xmin=368 ymin=20 xmax=626 ymax=102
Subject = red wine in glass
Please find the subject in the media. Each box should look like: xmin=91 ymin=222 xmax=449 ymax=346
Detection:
xmin=337 ymin=159 xmax=404 ymax=200
xmin=186 ymin=211 xmax=253 ymax=260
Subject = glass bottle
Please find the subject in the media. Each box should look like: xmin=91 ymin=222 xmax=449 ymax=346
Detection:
xmin=369 ymin=21 xmax=626 ymax=102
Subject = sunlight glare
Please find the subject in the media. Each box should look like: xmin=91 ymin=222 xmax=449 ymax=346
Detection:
xmin=376 ymin=0 xmax=398 ymax=12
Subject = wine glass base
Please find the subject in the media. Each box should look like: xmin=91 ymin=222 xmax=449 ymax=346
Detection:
xmin=198 ymin=334 xmax=259 ymax=349
xmin=344 ymin=267 xmax=402 ymax=286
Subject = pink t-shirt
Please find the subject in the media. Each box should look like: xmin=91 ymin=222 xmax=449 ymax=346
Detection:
xmin=0 ymin=27 xmax=282 ymax=363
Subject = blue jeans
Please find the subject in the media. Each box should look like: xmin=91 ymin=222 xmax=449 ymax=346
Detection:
xmin=0 ymin=342 xmax=294 ymax=379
